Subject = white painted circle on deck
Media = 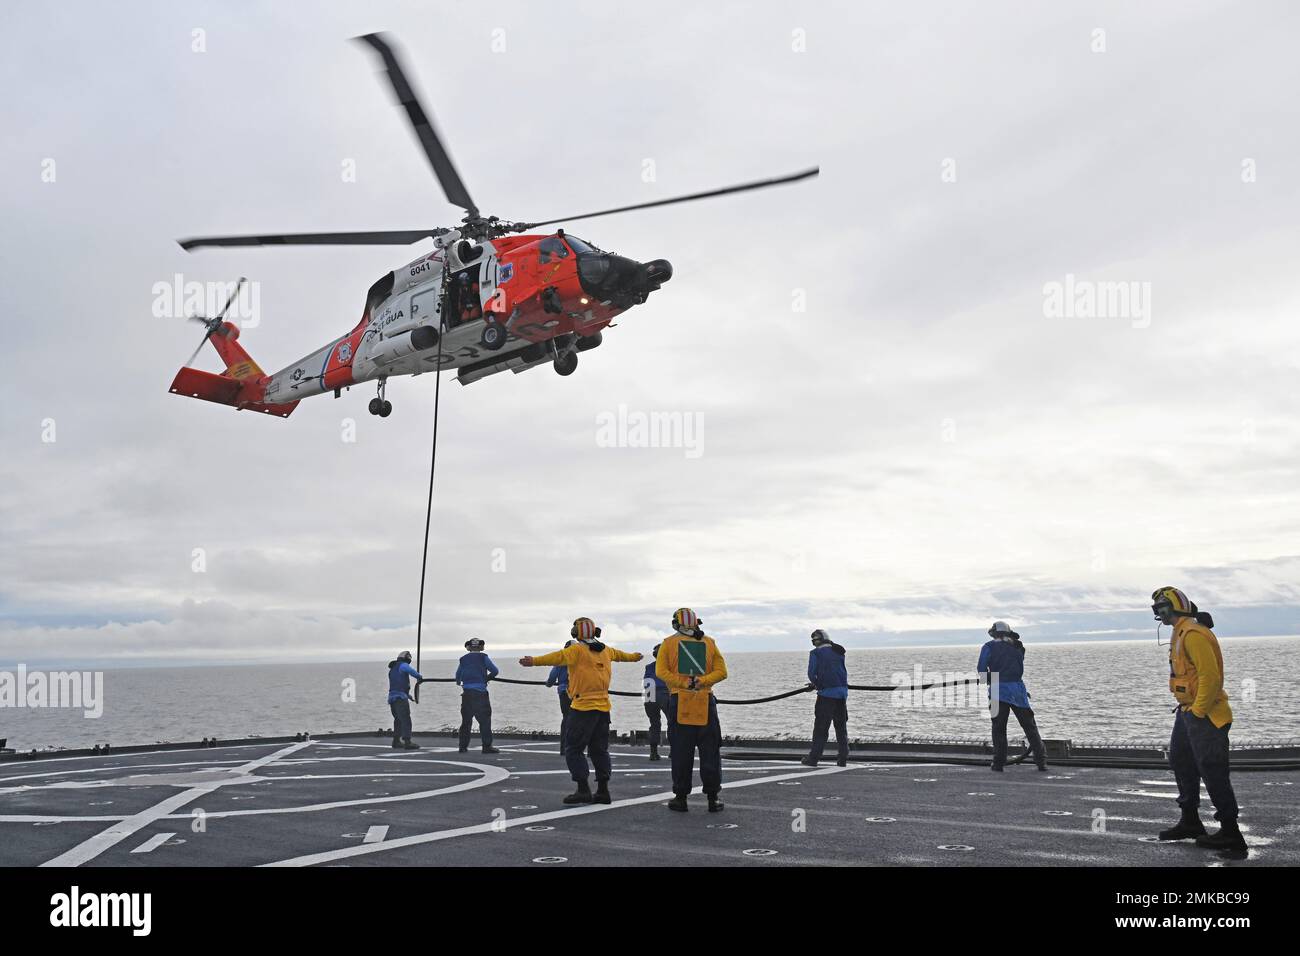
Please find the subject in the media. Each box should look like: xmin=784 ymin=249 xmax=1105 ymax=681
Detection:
xmin=0 ymin=757 xmax=510 ymax=824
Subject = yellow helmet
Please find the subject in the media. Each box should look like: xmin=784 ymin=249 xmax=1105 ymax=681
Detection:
xmin=570 ymin=617 xmax=598 ymax=641
xmin=1151 ymin=586 xmax=1192 ymax=622
xmin=672 ymin=607 xmax=701 ymax=636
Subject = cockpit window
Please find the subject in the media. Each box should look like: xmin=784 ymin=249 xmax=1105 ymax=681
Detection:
xmin=539 ymin=236 xmax=569 ymax=264
xmin=564 ymin=235 xmax=598 ymax=255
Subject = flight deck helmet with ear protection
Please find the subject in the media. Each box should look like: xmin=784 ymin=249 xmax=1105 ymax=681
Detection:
xmin=571 ymin=617 xmax=598 ymax=641
xmin=672 ymin=608 xmax=702 ymax=637
xmin=1151 ymin=587 xmax=1193 ymax=625
xmin=397 ymin=650 xmax=413 ymax=663
xmin=988 ymin=621 xmax=1020 ymax=640
xmin=464 ymin=638 xmax=485 ymax=652
xmin=810 ymin=629 xmax=832 ymax=646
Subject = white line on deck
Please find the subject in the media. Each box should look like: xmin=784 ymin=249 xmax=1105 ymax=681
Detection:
xmin=263 ymin=763 xmax=867 ymax=867
xmin=363 ymin=826 xmax=389 ymax=843
xmin=39 ymin=741 xmax=312 ymax=868
xmin=130 ymin=832 xmax=176 ymax=854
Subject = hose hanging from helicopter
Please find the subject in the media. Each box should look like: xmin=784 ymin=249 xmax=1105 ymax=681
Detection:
xmin=412 ymin=328 xmax=446 ymax=697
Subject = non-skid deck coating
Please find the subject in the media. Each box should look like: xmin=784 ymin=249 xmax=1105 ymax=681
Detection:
xmin=0 ymin=738 xmax=1293 ymax=867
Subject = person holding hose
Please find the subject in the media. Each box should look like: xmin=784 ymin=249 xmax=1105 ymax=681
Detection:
xmin=643 ymin=643 xmax=672 ymax=761
xmin=545 ymin=640 xmax=575 ymax=756
xmin=977 ymin=621 xmax=1047 ymax=772
xmin=455 ymin=638 xmax=500 ymax=754
xmin=386 ymin=650 xmax=423 ymax=750
xmin=801 ymin=629 xmax=850 ymax=767
xmin=1152 ymin=587 xmax=1246 ymax=857
xmin=520 ymin=617 xmax=643 ymax=805
xmin=657 ymin=608 xmax=728 ymax=812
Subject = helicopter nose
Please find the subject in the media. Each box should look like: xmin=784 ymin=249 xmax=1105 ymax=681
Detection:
xmin=577 ymin=253 xmax=672 ymax=303
xmin=644 ymin=258 xmax=672 ymax=290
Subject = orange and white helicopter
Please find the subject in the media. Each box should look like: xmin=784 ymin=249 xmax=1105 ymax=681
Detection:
xmin=171 ymin=33 xmax=817 ymax=419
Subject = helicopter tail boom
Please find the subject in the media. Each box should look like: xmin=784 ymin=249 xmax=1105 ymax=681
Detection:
xmin=168 ymin=367 xmax=300 ymax=418
xmin=168 ymin=321 xmax=298 ymax=418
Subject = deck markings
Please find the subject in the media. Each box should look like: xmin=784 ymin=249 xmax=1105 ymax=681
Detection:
xmin=40 ymin=740 xmax=312 ymax=868
xmin=263 ymin=763 xmax=865 ymax=867
xmin=3 ymin=757 xmax=511 ymax=825
xmin=363 ymin=826 xmax=389 ymax=843
xmin=130 ymin=832 xmax=176 ymax=854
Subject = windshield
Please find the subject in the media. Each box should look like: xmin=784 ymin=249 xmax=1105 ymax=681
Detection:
xmin=563 ymin=235 xmax=601 ymax=255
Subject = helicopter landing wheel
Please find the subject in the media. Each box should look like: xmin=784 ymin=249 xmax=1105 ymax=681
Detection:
xmin=370 ymin=379 xmax=391 ymax=416
xmin=480 ymin=318 xmax=508 ymax=351
xmin=553 ymin=351 xmax=578 ymax=377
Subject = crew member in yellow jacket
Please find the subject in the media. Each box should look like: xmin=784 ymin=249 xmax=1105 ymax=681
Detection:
xmin=520 ymin=617 xmax=642 ymax=806
xmin=656 ymin=607 xmax=728 ymax=812
xmin=1151 ymin=587 xmax=1245 ymax=857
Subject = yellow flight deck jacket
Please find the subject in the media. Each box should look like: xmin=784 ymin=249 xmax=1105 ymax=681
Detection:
xmin=1169 ymin=616 xmax=1233 ymax=728
xmin=530 ymin=642 xmax=641 ymax=713
xmin=656 ymin=634 xmax=728 ymax=694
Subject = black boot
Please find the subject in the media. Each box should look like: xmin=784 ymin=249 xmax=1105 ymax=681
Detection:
xmin=391 ymin=738 xmax=402 ymax=749
xmin=1195 ymin=820 xmax=1247 ymax=856
xmin=402 ymin=738 xmax=420 ymax=750
xmin=564 ymin=780 xmax=593 ymax=805
xmin=593 ymin=780 xmax=612 ymax=804
xmin=800 ymin=756 xmax=818 ymax=767
xmin=707 ymin=794 xmax=725 ymax=812
xmin=1158 ymin=809 xmax=1207 ymax=841
xmin=666 ymin=795 xmax=689 ymax=812
xmin=990 ymin=765 xmax=1005 ymax=773
xmin=836 ymin=755 xmax=848 ymax=767
xmin=649 ymin=745 xmax=661 ymax=761
xmin=482 ymin=746 xmax=500 ymax=754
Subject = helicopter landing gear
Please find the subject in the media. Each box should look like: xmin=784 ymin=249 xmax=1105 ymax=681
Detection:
xmin=369 ymin=380 xmax=393 ymax=417
xmin=553 ymin=350 xmax=578 ymax=376
xmin=480 ymin=317 xmax=508 ymax=351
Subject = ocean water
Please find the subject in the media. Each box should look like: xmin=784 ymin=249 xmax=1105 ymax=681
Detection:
xmin=2 ymin=637 xmax=1298 ymax=752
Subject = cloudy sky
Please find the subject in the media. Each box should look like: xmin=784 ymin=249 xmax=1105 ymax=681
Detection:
xmin=3 ymin=1 xmax=1299 ymax=666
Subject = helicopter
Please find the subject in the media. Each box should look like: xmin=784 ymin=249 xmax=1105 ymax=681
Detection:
xmin=170 ymin=33 xmax=818 ymax=419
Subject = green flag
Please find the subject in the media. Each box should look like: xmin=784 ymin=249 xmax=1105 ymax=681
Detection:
xmin=677 ymin=640 xmax=706 ymax=676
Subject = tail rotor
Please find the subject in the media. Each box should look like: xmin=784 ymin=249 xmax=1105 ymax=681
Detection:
xmin=182 ymin=277 xmax=246 ymax=367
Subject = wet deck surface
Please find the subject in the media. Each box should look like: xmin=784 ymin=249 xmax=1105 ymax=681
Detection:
xmin=1 ymin=738 xmax=1294 ymax=867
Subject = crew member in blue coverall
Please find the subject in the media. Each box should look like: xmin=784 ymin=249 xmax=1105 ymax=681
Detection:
xmin=643 ymin=643 xmax=673 ymax=761
xmin=978 ymin=621 xmax=1047 ymax=771
xmin=801 ymin=629 xmax=850 ymax=767
xmin=545 ymin=640 xmax=575 ymax=755
xmin=456 ymin=639 xmax=501 ymax=754
xmin=387 ymin=650 xmax=423 ymax=750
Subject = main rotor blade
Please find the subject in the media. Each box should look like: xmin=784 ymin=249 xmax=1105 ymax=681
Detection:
xmin=518 ymin=167 xmax=819 ymax=230
xmin=179 ymin=230 xmax=437 ymax=251
xmin=355 ymin=32 xmax=478 ymax=217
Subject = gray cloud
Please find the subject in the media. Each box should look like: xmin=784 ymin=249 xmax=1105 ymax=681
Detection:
xmin=3 ymin=1 xmax=1300 ymax=665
